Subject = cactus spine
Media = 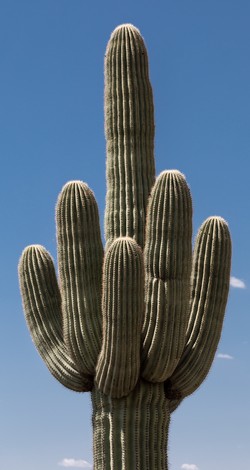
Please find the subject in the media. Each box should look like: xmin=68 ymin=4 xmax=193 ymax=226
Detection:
xmin=19 ymin=24 xmax=232 ymax=469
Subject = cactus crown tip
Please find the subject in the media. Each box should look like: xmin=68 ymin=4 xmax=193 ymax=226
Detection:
xmin=113 ymin=23 xmax=140 ymax=33
xmin=109 ymin=23 xmax=142 ymax=42
xmin=18 ymin=244 xmax=46 ymax=269
xmin=109 ymin=236 xmax=141 ymax=248
xmin=23 ymin=244 xmax=44 ymax=254
xmin=61 ymin=180 xmax=88 ymax=190
xmin=158 ymin=169 xmax=187 ymax=180
xmin=207 ymin=215 xmax=229 ymax=226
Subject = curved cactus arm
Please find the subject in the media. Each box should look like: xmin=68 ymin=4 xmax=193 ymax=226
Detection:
xmin=166 ymin=216 xmax=232 ymax=399
xmin=18 ymin=245 xmax=92 ymax=392
xmin=96 ymin=237 xmax=144 ymax=398
xmin=104 ymin=24 xmax=155 ymax=249
xmin=56 ymin=181 xmax=103 ymax=376
xmin=141 ymin=170 xmax=192 ymax=382
xmin=168 ymin=396 xmax=183 ymax=413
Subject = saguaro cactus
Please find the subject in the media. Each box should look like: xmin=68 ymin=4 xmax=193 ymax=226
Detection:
xmin=19 ymin=24 xmax=232 ymax=469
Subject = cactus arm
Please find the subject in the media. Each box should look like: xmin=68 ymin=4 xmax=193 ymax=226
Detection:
xmin=166 ymin=217 xmax=232 ymax=399
xmin=56 ymin=181 xmax=103 ymax=375
xmin=104 ymin=24 xmax=155 ymax=249
xmin=18 ymin=245 xmax=92 ymax=392
xmin=141 ymin=170 xmax=192 ymax=382
xmin=168 ymin=396 xmax=183 ymax=413
xmin=95 ymin=237 xmax=144 ymax=398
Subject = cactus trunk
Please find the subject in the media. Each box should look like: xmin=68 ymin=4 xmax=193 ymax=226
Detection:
xmin=92 ymin=381 xmax=170 ymax=470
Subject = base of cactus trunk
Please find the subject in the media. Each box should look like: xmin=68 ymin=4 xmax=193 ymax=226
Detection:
xmin=92 ymin=379 xmax=170 ymax=469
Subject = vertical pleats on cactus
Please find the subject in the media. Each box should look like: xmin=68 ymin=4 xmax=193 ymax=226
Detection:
xmin=18 ymin=245 xmax=93 ymax=391
xmin=96 ymin=237 xmax=144 ymax=398
xmin=104 ymin=24 xmax=155 ymax=249
xmin=142 ymin=170 xmax=192 ymax=382
xmin=56 ymin=181 xmax=103 ymax=375
xmin=18 ymin=23 xmax=232 ymax=470
xmin=92 ymin=381 xmax=169 ymax=469
xmin=168 ymin=216 xmax=232 ymax=398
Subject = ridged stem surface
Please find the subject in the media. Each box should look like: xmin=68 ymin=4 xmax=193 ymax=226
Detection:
xmin=104 ymin=24 xmax=155 ymax=248
xmin=92 ymin=380 xmax=170 ymax=470
xmin=18 ymin=245 xmax=92 ymax=391
xmin=142 ymin=171 xmax=192 ymax=382
xmin=18 ymin=22 xmax=233 ymax=470
xmin=168 ymin=217 xmax=232 ymax=398
xmin=57 ymin=181 xmax=103 ymax=375
xmin=96 ymin=237 xmax=144 ymax=397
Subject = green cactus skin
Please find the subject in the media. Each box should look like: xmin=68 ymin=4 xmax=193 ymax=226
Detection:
xmin=19 ymin=244 xmax=93 ymax=392
xmin=56 ymin=181 xmax=103 ymax=375
xmin=92 ymin=380 xmax=169 ymax=469
xmin=18 ymin=24 xmax=232 ymax=470
xmin=142 ymin=170 xmax=193 ymax=383
xmin=104 ymin=24 xmax=155 ymax=249
xmin=96 ymin=237 xmax=144 ymax=398
xmin=167 ymin=216 xmax=232 ymax=398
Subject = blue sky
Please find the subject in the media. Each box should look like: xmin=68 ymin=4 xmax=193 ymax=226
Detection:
xmin=1 ymin=0 xmax=250 ymax=469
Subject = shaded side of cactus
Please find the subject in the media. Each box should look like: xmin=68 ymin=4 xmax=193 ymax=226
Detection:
xmin=19 ymin=24 xmax=232 ymax=470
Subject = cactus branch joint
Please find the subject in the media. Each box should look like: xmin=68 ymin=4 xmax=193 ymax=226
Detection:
xmin=18 ymin=24 xmax=232 ymax=470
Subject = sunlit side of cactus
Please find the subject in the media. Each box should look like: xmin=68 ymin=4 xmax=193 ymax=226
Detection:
xmin=19 ymin=24 xmax=232 ymax=469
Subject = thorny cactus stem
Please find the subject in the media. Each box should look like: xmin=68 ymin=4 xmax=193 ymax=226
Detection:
xmin=18 ymin=24 xmax=232 ymax=470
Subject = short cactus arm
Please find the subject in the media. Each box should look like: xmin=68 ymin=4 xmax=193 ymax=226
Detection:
xmin=96 ymin=237 xmax=144 ymax=398
xmin=166 ymin=216 xmax=232 ymax=399
xmin=56 ymin=181 xmax=103 ymax=375
xmin=104 ymin=24 xmax=155 ymax=248
xmin=142 ymin=170 xmax=192 ymax=382
xmin=18 ymin=245 xmax=92 ymax=392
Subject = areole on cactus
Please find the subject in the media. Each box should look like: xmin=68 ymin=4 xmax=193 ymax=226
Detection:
xmin=18 ymin=24 xmax=232 ymax=469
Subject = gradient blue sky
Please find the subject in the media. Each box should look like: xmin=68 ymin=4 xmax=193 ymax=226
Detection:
xmin=1 ymin=1 xmax=250 ymax=469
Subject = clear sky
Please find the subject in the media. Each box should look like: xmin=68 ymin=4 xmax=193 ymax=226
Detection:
xmin=1 ymin=1 xmax=250 ymax=469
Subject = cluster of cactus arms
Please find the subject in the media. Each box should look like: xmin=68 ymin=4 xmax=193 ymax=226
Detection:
xmin=19 ymin=24 xmax=232 ymax=469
